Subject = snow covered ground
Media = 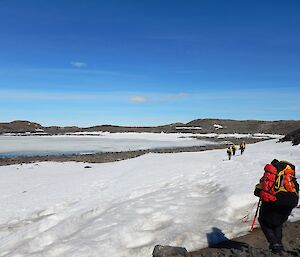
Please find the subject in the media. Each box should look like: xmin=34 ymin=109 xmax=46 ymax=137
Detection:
xmin=0 ymin=139 xmax=299 ymax=257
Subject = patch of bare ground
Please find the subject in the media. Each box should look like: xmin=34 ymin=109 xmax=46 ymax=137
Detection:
xmin=190 ymin=219 xmax=300 ymax=257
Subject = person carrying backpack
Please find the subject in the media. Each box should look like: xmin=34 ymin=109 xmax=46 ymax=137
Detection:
xmin=231 ymin=144 xmax=236 ymax=156
xmin=242 ymin=140 xmax=246 ymax=149
xmin=239 ymin=142 xmax=245 ymax=155
xmin=226 ymin=146 xmax=232 ymax=160
xmin=254 ymin=159 xmax=299 ymax=254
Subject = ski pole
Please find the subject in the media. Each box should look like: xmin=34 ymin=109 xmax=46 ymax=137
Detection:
xmin=250 ymin=198 xmax=261 ymax=232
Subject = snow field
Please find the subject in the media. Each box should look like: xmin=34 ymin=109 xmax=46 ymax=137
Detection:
xmin=0 ymin=140 xmax=299 ymax=257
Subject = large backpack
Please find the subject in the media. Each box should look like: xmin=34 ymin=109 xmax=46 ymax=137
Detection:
xmin=260 ymin=159 xmax=299 ymax=204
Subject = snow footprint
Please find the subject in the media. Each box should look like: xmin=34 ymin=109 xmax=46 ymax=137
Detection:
xmin=122 ymin=231 xmax=154 ymax=249
xmin=135 ymin=208 xmax=154 ymax=215
xmin=140 ymin=212 xmax=173 ymax=231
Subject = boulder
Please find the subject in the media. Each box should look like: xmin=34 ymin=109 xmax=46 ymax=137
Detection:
xmin=152 ymin=245 xmax=190 ymax=257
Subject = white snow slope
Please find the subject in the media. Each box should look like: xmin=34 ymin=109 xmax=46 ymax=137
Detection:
xmin=0 ymin=140 xmax=299 ymax=257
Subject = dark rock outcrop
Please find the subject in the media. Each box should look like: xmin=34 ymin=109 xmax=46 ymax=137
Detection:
xmin=281 ymin=127 xmax=300 ymax=145
xmin=153 ymin=245 xmax=190 ymax=257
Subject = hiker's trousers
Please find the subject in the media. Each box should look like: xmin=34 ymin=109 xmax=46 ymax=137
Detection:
xmin=258 ymin=201 xmax=294 ymax=246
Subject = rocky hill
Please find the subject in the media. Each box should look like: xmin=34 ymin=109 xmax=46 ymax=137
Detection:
xmin=0 ymin=121 xmax=82 ymax=134
xmin=186 ymin=119 xmax=300 ymax=134
xmin=0 ymin=120 xmax=44 ymax=133
xmin=280 ymin=127 xmax=300 ymax=145
xmin=1 ymin=119 xmax=300 ymax=135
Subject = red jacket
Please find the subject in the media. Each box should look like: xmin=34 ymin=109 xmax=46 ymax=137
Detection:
xmin=260 ymin=164 xmax=277 ymax=202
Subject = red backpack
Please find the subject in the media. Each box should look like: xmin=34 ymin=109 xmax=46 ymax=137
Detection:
xmin=260 ymin=161 xmax=298 ymax=202
xmin=260 ymin=164 xmax=277 ymax=202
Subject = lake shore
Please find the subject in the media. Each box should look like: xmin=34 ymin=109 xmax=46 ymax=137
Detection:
xmin=0 ymin=137 xmax=265 ymax=166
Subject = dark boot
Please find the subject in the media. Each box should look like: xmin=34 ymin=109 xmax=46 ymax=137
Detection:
xmin=269 ymin=243 xmax=284 ymax=254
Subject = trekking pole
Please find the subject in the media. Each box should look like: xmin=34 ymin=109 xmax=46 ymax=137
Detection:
xmin=250 ymin=198 xmax=261 ymax=232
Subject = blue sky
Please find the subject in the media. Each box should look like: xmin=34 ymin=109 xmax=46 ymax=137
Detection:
xmin=0 ymin=0 xmax=299 ymax=126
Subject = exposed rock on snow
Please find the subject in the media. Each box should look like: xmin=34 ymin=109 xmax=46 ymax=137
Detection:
xmin=153 ymin=245 xmax=190 ymax=257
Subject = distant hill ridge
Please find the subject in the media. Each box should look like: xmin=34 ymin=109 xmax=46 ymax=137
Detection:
xmin=1 ymin=119 xmax=300 ymax=135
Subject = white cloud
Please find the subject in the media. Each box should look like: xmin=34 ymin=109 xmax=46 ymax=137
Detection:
xmin=128 ymin=93 xmax=189 ymax=103
xmin=71 ymin=62 xmax=87 ymax=68
xmin=128 ymin=96 xmax=147 ymax=103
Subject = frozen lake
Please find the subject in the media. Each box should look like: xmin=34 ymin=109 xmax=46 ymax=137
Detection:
xmin=0 ymin=133 xmax=219 ymax=157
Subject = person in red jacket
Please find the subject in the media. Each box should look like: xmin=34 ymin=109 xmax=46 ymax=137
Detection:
xmin=254 ymin=159 xmax=299 ymax=254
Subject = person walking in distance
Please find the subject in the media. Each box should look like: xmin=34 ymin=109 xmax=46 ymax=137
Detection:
xmin=226 ymin=146 xmax=232 ymax=160
xmin=254 ymin=159 xmax=299 ymax=254
xmin=239 ymin=141 xmax=245 ymax=155
xmin=231 ymin=144 xmax=236 ymax=156
xmin=242 ymin=140 xmax=246 ymax=152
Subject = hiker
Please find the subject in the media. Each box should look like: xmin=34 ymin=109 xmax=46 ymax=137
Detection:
xmin=254 ymin=159 xmax=299 ymax=254
xmin=231 ymin=144 xmax=236 ymax=156
xmin=226 ymin=146 xmax=232 ymax=160
xmin=242 ymin=140 xmax=246 ymax=148
xmin=239 ymin=142 xmax=245 ymax=155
